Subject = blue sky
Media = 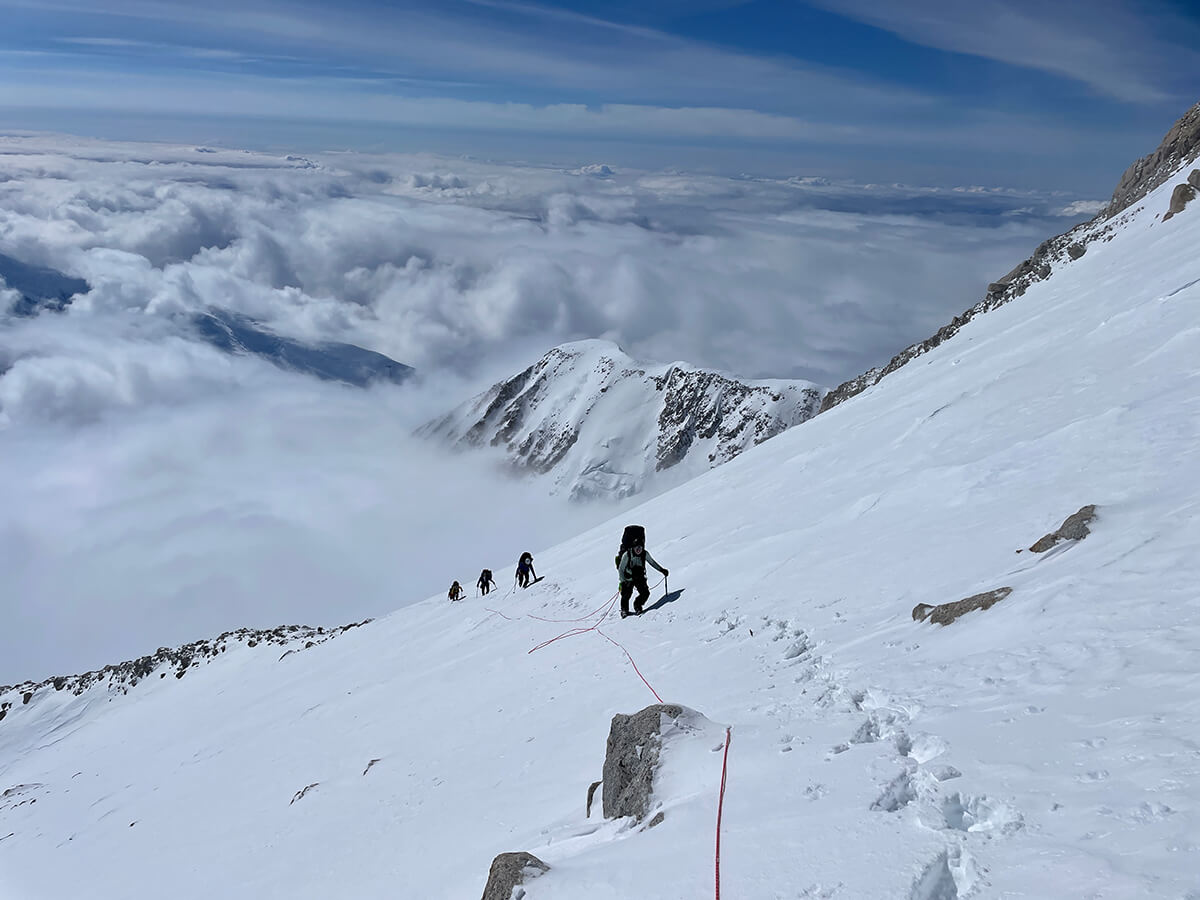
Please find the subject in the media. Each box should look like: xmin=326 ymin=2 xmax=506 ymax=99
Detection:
xmin=0 ymin=0 xmax=1198 ymax=190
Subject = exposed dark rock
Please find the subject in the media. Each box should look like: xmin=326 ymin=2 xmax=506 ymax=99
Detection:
xmin=1162 ymin=183 xmax=1197 ymax=221
xmin=602 ymin=703 xmax=684 ymax=821
xmin=289 ymin=782 xmax=319 ymax=805
xmin=1107 ymin=102 xmax=1200 ymax=217
xmin=1067 ymin=242 xmax=1087 ymax=260
xmin=0 ymin=619 xmax=373 ymax=719
xmin=914 ymin=587 xmax=1013 ymax=626
xmin=193 ymin=309 xmax=412 ymax=387
xmin=647 ymin=811 xmax=666 ymax=829
xmin=480 ymin=851 xmax=550 ymax=900
xmin=586 ymin=779 xmax=602 ymax=817
xmin=1190 ymin=169 xmax=1200 ymax=190
xmin=1030 ymin=505 xmax=1098 ymax=553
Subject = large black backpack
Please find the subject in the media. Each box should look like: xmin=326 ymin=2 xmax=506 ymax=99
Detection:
xmin=615 ymin=524 xmax=646 ymax=571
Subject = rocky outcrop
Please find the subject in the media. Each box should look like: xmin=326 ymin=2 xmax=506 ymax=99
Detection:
xmin=480 ymin=852 xmax=549 ymax=900
xmin=0 ymin=620 xmax=372 ymax=720
xmin=420 ymin=340 xmax=824 ymax=501
xmin=913 ymin=587 xmax=1013 ymax=626
xmin=821 ymin=98 xmax=1200 ymax=415
xmin=1029 ymin=505 xmax=1098 ymax=553
xmin=602 ymin=703 xmax=685 ymax=821
xmin=1107 ymin=102 xmax=1200 ymax=217
xmin=1162 ymin=183 xmax=1197 ymax=221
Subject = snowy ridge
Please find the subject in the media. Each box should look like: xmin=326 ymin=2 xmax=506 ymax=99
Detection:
xmin=821 ymin=99 xmax=1200 ymax=414
xmin=0 ymin=252 xmax=90 ymax=317
xmin=418 ymin=339 xmax=824 ymax=500
xmin=0 ymin=621 xmax=370 ymax=713
xmin=192 ymin=309 xmax=414 ymax=387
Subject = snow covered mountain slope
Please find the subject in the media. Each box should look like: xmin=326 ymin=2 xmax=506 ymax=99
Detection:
xmin=193 ymin=309 xmax=414 ymax=387
xmin=418 ymin=339 xmax=824 ymax=500
xmin=3 ymin=157 xmax=1200 ymax=898
xmin=0 ymin=252 xmax=90 ymax=317
xmin=820 ymin=99 xmax=1200 ymax=414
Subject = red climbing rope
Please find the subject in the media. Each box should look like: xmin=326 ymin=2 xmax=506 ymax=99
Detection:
xmin=523 ymin=579 xmax=666 ymax=702
xmin=483 ymin=608 xmax=519 ymax=621
xmin=526 ymin=591 xmax=619 ymax=624
xmin=596 ymin=629 xmax=663 ymax=703
xmin=715 ymin=726 xmax=732 ymax=900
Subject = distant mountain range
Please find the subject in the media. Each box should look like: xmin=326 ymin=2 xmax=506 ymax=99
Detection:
xmin=0 ymin=255 xmax=412 ymax=387
xmin=418 ymin=339 xmax=825 ymax=501
xmin=0 ymin=251 xmax=90 ymax=316
xmin=191 ymin=309 xmax=413 ymax=388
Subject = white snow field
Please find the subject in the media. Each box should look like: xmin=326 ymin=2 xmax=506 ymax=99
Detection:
xmin=2 ymin=169 xmax=1199 ymax=899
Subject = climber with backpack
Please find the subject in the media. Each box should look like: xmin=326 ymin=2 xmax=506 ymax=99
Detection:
xmin=477 ymin=568 xmax=496 ymax=596
xmin=615 ymin=525 xmax=668 ymax=618
xmin=516 ymin=551 xmax=537 ymax=588
xmin=448 ymin=580 xmax=466 ymax=602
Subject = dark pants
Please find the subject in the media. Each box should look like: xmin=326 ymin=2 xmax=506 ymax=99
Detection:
xmin=517 ymin=566 xmax=532 ymax=587
xmin=620 ymin=572 xmax=650 ymax=615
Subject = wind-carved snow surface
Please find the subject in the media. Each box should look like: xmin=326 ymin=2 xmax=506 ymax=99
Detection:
xmin=2 ymin=165 xmax=1200 ymax=898
xmin=419 ymin=339 xmax=825 ymax=500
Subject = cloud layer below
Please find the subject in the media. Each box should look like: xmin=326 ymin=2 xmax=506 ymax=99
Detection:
xmin=0 ymin=135 xmax=1102 ymax=680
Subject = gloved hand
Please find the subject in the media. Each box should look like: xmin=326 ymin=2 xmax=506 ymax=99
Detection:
xmin=662 ymin=569 xmax=669 ymax=577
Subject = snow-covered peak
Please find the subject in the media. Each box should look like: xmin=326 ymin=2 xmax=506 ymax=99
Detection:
xmin=418 ymin=339 xmax=825 ymax=500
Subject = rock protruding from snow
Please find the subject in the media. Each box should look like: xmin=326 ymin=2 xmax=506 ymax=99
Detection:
xmin=913 ymin=587 xmax=1013 ymax=626
xmin=480 ymin=851 xmax=549 ymax=900
xmin=1162 ymin=182 xmax=1197 ymax=221
xmin=1029 ymin=504 xmax=1098 ymax=552
xmin=602 ymin=703 xmax=684 ymax=821
xmin=419 ymin=340 xmax=825 ymax=501
xmin=1106 ymin=101 xmax=1200 ymax=217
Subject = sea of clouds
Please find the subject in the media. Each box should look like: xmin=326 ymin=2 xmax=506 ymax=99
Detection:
xmin=0 ymin=134 xmax=1104 ymax=681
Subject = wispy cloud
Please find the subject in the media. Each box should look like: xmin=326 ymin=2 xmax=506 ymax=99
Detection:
xmin=806 ymin=0 xmax=1199 ymax=103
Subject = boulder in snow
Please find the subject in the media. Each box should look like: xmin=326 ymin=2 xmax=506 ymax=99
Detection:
xmin=480 ymin=851 xmax=549 ymax=900
xmin=913 ymin=586 xmax=1013 ymax=626
xmin=1029 ymin=504 xmax=1098 ymax=553
xmin=602 ymin=703 xmax=685 ymax=821
xmin=1162 ymin=183 xmax=1197 ymax=221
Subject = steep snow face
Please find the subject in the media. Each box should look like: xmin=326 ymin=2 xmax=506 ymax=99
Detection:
xmin=419 ymin=339 xmax=825 ymax=501
xmin=2 ymin=166 xmax=1200 ymax=898
xmin=822 ymin=100 xmax=1200 ymax=415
